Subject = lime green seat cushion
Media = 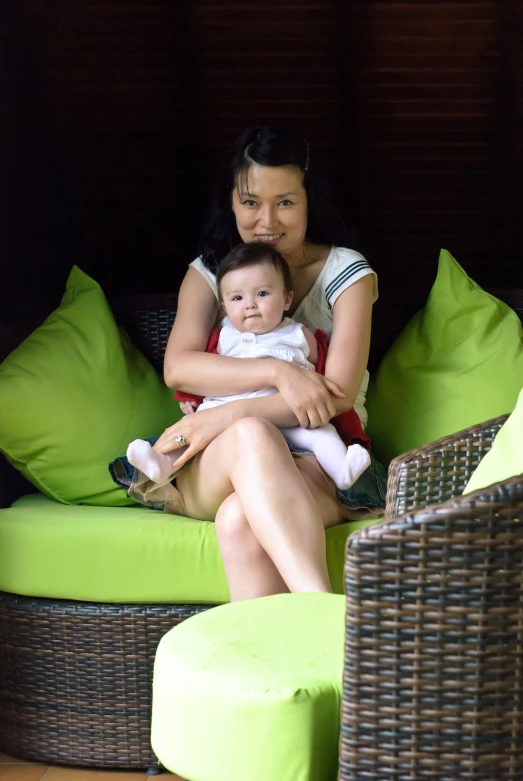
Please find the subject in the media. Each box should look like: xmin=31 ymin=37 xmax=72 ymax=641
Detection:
xmin=464 ymin=386 xmax=523 ymax=494
xmin=367 ymin=250 xmax=523 ymax=464
xmin=151 ymin=593 xmax=345 ymax=781
xmin=0 ymin=493 xmax=376 ymax=602
xmin=0 ymin=266 xmax=180 ymax=506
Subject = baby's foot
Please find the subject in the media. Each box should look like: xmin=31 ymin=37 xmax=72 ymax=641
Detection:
xmin=336 ymin=444 xmax=371 ymax=490
xmin=126 ymin=439 xmax=175 ymax=483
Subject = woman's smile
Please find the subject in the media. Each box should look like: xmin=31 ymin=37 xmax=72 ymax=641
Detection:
xmin=255 ymin=233 xmax=284 ymax=246
xmin=232 ymin=163 xmax=308 ymax=263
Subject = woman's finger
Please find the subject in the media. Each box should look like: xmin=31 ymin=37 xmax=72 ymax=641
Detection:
xmin=306 ymin=408 xmax=322 ymax=429
xmin=317 ymin=405 xmax=331 ymax=427
xmin=323 ymin=378 xmax=346 ymax=398
xmin=325 ymin=395 xmax=336 ymax=423
xmin=155 ymin=427 xmax=187 ymax=454
xmin=172 ymin=443 xmax=199 ymax=469
xmin=295 ymin=406 xmax=310 ymax=429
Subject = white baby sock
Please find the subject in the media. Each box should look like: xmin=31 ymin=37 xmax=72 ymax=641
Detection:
xmin=336 ymin=443 xmax=371 ymax=491
xmin=280 ymin=424 xmax=371 ymax=491
xmin=126 ymin=439 xmax=177 ymax=483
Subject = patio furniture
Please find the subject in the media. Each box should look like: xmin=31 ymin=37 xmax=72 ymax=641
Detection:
xmin=340 ymin=416 xmax=523 ymax=780
xmin=151 ymin=593 xmax=346 ymax=781
xmin=0 ymin=288 xmax=522 ymax=769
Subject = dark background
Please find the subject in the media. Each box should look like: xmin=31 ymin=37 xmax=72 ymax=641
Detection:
xmin=2 ymin=0 xmax=522 ymax=317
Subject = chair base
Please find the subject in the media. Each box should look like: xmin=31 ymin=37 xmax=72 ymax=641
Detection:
xmin=0 ymin=591 xmax=210 ymax=768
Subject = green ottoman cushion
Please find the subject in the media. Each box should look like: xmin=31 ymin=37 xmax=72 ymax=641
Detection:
xmin=0 ymin=493 xmax=377 ymax=602
xmin=151 ymin=593 xmax=345 ymax=781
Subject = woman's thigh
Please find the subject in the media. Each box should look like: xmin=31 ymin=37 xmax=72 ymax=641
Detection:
xmin=175 ymin=434 xmax=234 ymax=522
xmin=294 ymin=460 xmax=344 ymax=529
xmin=176 ymin=424 xmax=343 ymax=528
xmin=176 ymin=418 xmax=293 ymax=521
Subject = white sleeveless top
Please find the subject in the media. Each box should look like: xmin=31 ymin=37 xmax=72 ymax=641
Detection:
xmin=198 ymin=317 xmax=314 ymax=411
xmin=190 ymin=246 xmax=378 ymax=427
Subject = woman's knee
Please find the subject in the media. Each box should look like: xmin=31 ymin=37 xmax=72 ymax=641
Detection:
xmin=215 ymin=494 xmax=260 ymax=554
xmin=226 ymin=416 xmax=285 ymax=454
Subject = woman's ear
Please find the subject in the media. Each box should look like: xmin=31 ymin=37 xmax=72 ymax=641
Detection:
xmin=284 ymin=290 xmax=293 ymax=311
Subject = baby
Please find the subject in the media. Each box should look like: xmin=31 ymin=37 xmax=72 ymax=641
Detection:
xmin=127 ymin=242 xmax=371 ymax=490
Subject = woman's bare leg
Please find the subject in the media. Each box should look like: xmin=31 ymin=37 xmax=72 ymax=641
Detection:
xmin=215 ymin=463 xmax=343 ymax=600
xmin=176 ymin=418 xmax=343 ymax=596
xmin=215 ymin=493 xmax=289 ymax=601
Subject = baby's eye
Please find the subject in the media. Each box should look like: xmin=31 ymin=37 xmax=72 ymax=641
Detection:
xmin=241 ymin=200 xmax=257 ymax=207
xmin=231 ymin=295 xmax=242 ymax=301
xmin=257 ymin=291 xmax=269 ymax=297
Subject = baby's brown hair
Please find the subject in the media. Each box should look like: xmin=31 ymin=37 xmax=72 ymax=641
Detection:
xmin=216 ymin=242 xmax=293 ymax=300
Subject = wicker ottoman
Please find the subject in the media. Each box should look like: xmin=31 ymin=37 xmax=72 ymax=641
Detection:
xmin=151 ymin=593 xmax=346 ymax=781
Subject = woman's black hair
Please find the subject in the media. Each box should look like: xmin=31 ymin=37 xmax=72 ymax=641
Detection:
xmin=216 ymin=242 xmax=293 ymax=299
xmin=199 ymin=125 xmax=353 ymax=273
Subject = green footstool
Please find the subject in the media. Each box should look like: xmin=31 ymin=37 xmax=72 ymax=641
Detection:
xmin=151 ymin=592 xmax=346 ymax=781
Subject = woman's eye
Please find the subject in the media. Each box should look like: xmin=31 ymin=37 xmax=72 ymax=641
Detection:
xmin=278 ymin=199 xmax=294 ymax=207
xmin=242 ymin=200 xmax=257 ymax=207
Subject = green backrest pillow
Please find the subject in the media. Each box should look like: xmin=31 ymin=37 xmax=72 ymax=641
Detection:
xmin=366 ymin=250 xmax=523 ymax=464
xmin=0 ymin=266 xmax=181 ymax=506
xmin=463 ymin=386 xmax=523 ymax=494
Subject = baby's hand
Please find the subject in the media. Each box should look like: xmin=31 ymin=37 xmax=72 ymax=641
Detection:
xmin=179 ymin=400 xmax=199 ymax=415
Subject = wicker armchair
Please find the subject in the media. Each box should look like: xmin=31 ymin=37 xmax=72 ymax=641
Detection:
xmin=340 ymin=415 xmax=523 ymax=781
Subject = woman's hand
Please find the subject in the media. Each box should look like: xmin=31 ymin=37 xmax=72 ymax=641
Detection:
xmin=153 ymin=406 xmax=229 ymax=469
xmin=275 ymin=362 xmax=345 ymax=428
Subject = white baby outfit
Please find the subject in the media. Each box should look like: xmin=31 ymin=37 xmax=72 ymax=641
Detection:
xmin=190 ymin=245 xmax=377 ymax=428
xmin=198 ymin=317 xmax=314 ymax=411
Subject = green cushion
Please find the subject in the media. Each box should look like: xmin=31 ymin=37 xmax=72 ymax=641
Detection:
xmin=0 ymin=493 xmax=377 ymax=602
xmin=463 ymin=387 xmax=523 ymax=494
xmin=0 ymin=266 xmax=180 ymax=506
xmin=151 ymin=593 xmax=345 ymax=781
xmin=367 ymin=250 xmax=523 ymax=464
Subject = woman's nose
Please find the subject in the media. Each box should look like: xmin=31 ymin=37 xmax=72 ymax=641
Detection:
xmin=258 ymin=203 xmax=276 ymax=228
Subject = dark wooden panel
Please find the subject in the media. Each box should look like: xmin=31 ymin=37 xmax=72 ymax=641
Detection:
xmin=2 ymin=0 xmax=523 ymax=309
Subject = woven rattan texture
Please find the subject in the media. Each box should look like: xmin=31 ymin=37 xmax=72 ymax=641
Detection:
xmin=113 ymin=294 xmax=178 ymax=375
xmin=111 ymin=288 xmax=523 ymax=376
xmin=386 ymin=415 xmax=509 ymax=519
xmin=0 ymin=593 xmax=209 ymax=768
xmin=341 ymin=475 xmax=523 ymax=781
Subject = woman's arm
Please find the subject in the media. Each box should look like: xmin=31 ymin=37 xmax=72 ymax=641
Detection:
xmin=324 ymin=274 xmax=374 ymax=414
xmin=164 ymin=267 xmax=286 ymax=395
xmin=154 ymin=392 xmax=303 ymax=467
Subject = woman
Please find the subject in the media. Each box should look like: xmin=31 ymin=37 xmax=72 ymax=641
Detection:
xmin=154 ymin=125 xmax=386 ymax=601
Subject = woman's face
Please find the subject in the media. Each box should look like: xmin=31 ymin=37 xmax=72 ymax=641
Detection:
xmin=231 ymin=164 xmax=308 ymax=262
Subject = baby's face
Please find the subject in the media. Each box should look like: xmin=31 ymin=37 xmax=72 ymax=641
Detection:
xmin=220 ymin=263 xmax=293 ymax=334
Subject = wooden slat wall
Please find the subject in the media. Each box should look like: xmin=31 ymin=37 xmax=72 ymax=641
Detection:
xmin=2 ymin=0 xmax=522 ymax=305
xmin=352 ymin=2 xmax=498 ymax=276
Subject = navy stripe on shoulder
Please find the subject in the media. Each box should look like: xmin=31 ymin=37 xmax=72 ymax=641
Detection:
xmin=325 ymin=260 xmax=370 ymax=299
xmin=325 ymin=261 xmax=370 ymax=308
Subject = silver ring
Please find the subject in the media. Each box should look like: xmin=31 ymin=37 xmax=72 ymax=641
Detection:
xmin=175 ymin=435 xmax=187 ymax=446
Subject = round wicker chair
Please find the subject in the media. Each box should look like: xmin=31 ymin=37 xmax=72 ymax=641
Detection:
xmin=340 ymin=415 xmax=523 ymax=781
